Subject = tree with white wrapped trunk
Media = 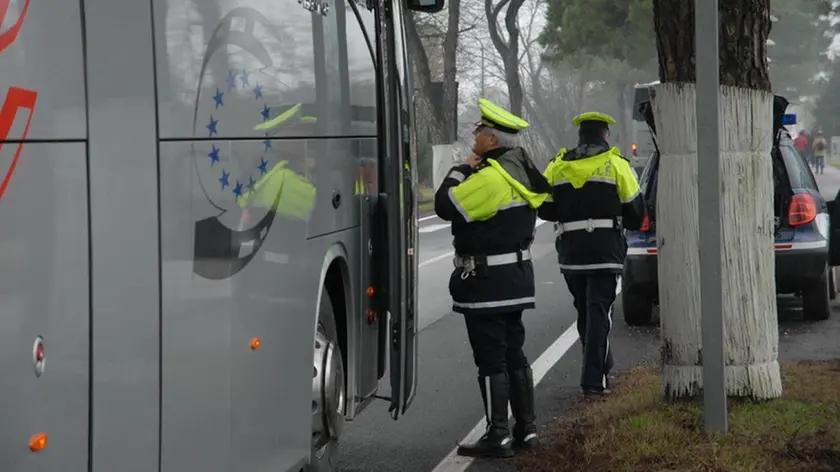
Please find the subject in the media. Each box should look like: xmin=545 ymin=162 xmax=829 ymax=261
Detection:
xmin=652 ymin=0 xmax=782 ymax=399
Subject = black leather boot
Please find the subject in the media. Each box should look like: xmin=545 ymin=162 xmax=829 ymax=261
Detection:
xmin=509 ymin=366 xmax=539 ymax=450
xmin=456 ymin=372 xmax=514 ymax=458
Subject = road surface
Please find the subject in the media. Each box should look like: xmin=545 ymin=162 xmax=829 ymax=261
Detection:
xmin=815 ymin=164 xmax=840 ymax=201
xmin=336 ymin=167 xmax=840 ymax=472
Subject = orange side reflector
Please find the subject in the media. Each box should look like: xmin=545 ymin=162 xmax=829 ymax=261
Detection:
xmin=250 ymin=337 xmax=262 ymax=350
xmin=29 ymin=433 xmax=47 ymax=452
xmin=366 ymin=286 xmax=375 ymax=297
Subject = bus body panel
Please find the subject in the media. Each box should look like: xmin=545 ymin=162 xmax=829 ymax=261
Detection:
xmin=0 ymin=143 xmax=90 ymax=471
xmin=0 ymin=0 xmax=87 ymax=140
xmin=84 ymin=0 xmax=162 ymax=470
xmin=0 ymin=2 xmax=91 ymax=470
xmin=154 ymin=0 xmax=386 ymax=469
xmin=158 ymin=138 xmax=313 ymax=471
xmin=0 ymin=0 xmax=416 ymax=469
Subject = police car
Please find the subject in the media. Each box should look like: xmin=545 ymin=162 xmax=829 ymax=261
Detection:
xmin=622 ymin=96 xmax=835 ymax=325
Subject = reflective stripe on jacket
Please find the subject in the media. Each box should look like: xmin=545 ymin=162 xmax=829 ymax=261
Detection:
xmin=539 ymin=145 xmax=646 ymax=274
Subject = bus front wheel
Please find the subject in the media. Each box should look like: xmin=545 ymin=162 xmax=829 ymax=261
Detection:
xmin=310 ymin=292 xmax=346 ymax=471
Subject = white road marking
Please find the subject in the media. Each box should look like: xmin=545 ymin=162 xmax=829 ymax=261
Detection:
xmin=419 ymin=252 xmax=454 ymax=268
xmin=430 ymin=271 xmax=624 ymax=472
xmin=419 ymin=214 xmax=439 ymax=222
xmin=419 ymin=223 xmax=451 ymax=234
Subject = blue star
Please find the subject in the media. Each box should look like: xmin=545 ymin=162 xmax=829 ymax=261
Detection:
xmin=248 ymin=175 xmax=257 ymax=191
xmin=219 ymin=169 xmax=230 ymax=189
xmin=254 ymin=83 xmax=263 ymax=100
xmin=263 ymin=134 xmax=272 ymax=152
xmin=206 ymin=115 xmax=219 ymax=137
xmin=241 ymin=69 xmax=251 ymax=87
xmin=261 ymin=104 xmax=271 ymax=121
xmin=226 ymin=70 xmax=237 ymax=91
xmin=258 ymin=157 xmax=268 ymax=175
xmin=212 ymin=88 xmax=224 ymax=109
xmin=208 ymin=145 xmax=220 ymax=165
xmin=232 ymin=180 xmax=244 ymax=197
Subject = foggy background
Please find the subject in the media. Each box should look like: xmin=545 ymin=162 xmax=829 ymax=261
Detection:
xmin=407 ymin=0 xmax=840 ymax=187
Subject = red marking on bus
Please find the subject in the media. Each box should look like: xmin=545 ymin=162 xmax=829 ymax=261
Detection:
xmin=0 ymin=0 xmax=31 ymax=54
xmin=0 ymin=87 xmax=38 ymax=201
xmin=647 ymin=248 xmax=658 ymax=254
xmin=774 ymin=244 xmax=792 ymax=250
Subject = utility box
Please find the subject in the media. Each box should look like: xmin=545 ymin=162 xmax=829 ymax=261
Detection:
xmin=432 ymin=144 xmax=458 ymax=190
xmin=831 ymin=136 xmax=840 ymax=160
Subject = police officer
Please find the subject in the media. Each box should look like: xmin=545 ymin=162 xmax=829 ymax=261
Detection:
xmin=435 ymin=98 xmax=552 ymax=458
xmin=539 ymin=112 xmax=645 ymax=397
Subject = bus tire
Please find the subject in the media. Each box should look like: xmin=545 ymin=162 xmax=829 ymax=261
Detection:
xmin=310 ymin=291 xmax=346 ymax=471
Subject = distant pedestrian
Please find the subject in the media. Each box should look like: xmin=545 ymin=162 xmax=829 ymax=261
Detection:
xmin=813 ymin=131 xmax=827 ymax=175
xmin=794 ymin=130 xmax=809 ymax=163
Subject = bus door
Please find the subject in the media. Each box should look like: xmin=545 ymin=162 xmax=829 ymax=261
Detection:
xmin=376 ymin=0 xmax=419 ymax=420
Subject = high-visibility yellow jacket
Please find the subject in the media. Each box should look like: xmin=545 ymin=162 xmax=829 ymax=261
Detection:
xmin=539 ymin=144 xmax=646 ymax=274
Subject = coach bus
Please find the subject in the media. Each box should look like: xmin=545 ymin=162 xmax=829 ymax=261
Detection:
xmin=0 ymin=0 xmax=442 ymax=470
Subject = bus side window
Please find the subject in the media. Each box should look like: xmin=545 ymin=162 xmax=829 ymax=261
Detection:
xmin=343 ymin=0 xmax=378 ymax=138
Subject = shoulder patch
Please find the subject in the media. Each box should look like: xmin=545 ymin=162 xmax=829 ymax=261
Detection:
xmin=560 ymin=148 xmax=579 ymax=161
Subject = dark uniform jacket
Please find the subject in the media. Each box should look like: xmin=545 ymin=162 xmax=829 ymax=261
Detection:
xmin=434 ymin=147 xmax=550 ymax=315
xmin=538 ymin=143 xmax=645 ymax=274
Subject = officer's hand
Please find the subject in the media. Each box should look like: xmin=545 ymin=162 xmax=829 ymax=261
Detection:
xmin=465 ymin=153 xmax=482 ymax=168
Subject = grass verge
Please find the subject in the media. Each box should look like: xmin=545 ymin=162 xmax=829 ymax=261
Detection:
xmin=517 ymin=360 xmax=840 ymax=472
xmin=418 ymin=185 xmax=434 ymax=214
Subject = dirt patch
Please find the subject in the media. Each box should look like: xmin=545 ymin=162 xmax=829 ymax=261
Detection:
xmin=516 ymin=360 xmax=840 ymax=472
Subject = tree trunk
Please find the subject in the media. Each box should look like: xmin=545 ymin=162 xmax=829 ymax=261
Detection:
xmin=652 ymin=0 xmax=781 ymax=400
xmin=441 ymin=0 xmax=460 ymax=143
xmin=485 ymin=0 xmax=526 ymax=116
xmin=404 ymin=13 xmax=458 ymax=145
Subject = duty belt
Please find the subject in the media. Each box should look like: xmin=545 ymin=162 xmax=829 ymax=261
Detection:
xmin=555 ymin=218 xmax=619 ymax=237
xmin=453 ymin=249 xmax=532 ymax=279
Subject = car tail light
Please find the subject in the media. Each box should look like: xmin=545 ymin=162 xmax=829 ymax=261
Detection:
xmin=788 ymin=193 xmax=817 ymax=227
xmin=640 ymin=212 xmax=650 ymax=232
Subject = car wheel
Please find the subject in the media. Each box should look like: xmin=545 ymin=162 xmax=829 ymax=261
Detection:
xmin=829 ymin=267 xmax=836 ymax=301
xmin=310 ymin=291 xmax=346 ymax=471
xmin=802 ymin=267 xmax=831 ymax=321
xmin=622 ymin=287 xmax=655 ymax=326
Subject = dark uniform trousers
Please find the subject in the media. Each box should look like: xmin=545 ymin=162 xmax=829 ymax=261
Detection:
xmin=463 ymin=311 xmax=528 ymax=377
xmin=564 ymin=273 xmax=617 ymax=390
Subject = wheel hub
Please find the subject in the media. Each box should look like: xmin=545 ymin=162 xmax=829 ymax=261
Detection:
xmin=311 ymin=325 xmax=345 ymax=454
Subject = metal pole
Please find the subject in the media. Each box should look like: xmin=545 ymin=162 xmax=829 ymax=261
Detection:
xmin=695 ymin=0 xmax=728 ymax=434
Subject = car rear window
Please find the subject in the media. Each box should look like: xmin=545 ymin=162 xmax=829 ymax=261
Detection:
xmin=778 ymin=143 xmax=817 ymax=191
